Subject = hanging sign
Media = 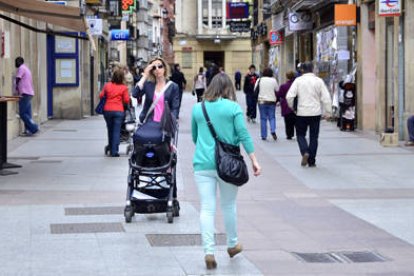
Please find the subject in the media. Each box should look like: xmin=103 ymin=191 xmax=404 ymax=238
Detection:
xmin=335 ymin=4 xmax=356 ymax=26
xmin=269 ymin=31 xmax=283 ymax=46
xmin=288 ymin=12 xmax=312 ymax=31
xmin=229 ymin=21 xmax=251 ymax=33
xmin=110 ymin=29 xmax=130 ymax=41
xmin=121 ymin=0 xmax=137 ymax=14
xmin=379 ymin=0 xmax=401 ymax=17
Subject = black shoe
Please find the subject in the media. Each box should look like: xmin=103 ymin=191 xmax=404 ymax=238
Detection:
xmin=308 ymin=163 xmax=317 ymax=167
xmin=287 ymin=137 xmax=293 ymax=140
xmin=111 ymin=153 xmax=120 ymax=157
xmin=271 ymin=133 xmax=277 ymax=141
xmin=301 ymin=153 xmax=309 ymax=166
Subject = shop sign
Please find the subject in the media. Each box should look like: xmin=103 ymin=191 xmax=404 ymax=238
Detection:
xmin=334 ymin=4 xmax=356 ymax=26
xmin=226 ymin=2 xmax=249 ymax=19
xmin=379 ymin=0 xmax=401 ymax=17
xmin=110 ymin=29 xmax=130 ymax=41
xmin=269 ymin=31 xmax=283 ymax=46
xmin=272 ymin=13 xmax=284 ymax=31
xmin=288 ymin=11 xmax=312 ymax=31
xmin=229 ymin=21 xmax=251 ymax=33
xmin=86 ymin=19 xmax=103 ymax=36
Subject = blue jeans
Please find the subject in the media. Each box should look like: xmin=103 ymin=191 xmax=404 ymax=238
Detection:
xmin=194 ymin=170 xmax=239 ymax=255
xmin=245 ymin=94 xmax=257 ymax=119
xmin=295 ymin=116 xmax=321 ymax=165
xmin=103 ymin=111 xmax=124 ymax=156
xmin=258 ymin=103 xmax=276 ymax=139
xmin=19 ymin=94 xmax=38 ymax=134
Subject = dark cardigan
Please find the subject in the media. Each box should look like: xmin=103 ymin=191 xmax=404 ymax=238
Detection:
xmin=132 ymin=80 xmax=180 ymax=122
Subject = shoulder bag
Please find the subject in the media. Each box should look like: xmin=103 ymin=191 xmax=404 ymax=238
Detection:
xmin=253 ymin=77 xmax=261 ymax=98
xmin=95 ymin=85 xmax=107 ymax=115
xmin=201 ymin=101 xmax=249 ymax=186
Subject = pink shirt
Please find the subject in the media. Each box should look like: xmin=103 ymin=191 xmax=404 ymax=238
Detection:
xmin=153 ymin=93 xmax=165 ymax=122
xmin=16 ymin=64 xmax=34 ymax=96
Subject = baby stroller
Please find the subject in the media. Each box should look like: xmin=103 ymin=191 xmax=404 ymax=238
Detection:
xmin=124 ymin=109 xmax=179 ymax=223
xmin=104 ymin=103 xmax=136 ymax=156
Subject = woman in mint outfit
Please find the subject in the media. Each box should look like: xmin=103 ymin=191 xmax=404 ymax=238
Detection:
xmin=191 ymin=73 xmax=261 ymax=269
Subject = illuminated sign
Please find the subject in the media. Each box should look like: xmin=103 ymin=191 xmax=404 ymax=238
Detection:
xmin=110 ymin=29 xmax=130 ymax=40
xmin=121 ymin=0 xmax=137 ymax=14
xmin=226 ymin=2 xmax=249 ymax=19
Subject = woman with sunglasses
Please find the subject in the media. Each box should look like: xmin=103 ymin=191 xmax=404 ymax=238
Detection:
xmin=133 ymin=57 xmax=180 ymax=123
xmin=132 ymin=57 xmax=181 ymax=205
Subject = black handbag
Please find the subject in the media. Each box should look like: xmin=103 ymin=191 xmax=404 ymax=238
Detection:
xmin=201 ymin=102 xmax=249 ymax=186
xmin=95 ymin=89 xmax=106 ymax=115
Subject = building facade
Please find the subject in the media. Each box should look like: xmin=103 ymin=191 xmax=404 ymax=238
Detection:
xmin=173 ymin=0 xmax=252 ymax=87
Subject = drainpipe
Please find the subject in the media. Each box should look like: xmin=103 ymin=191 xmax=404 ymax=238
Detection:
xmin=398 ymin=15 xmax=405 ymax=138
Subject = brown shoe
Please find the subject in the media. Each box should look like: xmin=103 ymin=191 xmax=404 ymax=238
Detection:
xmin=301 ymin=153 xmax=309 ymax=166
xmin=227 ymin=243 xmax=243 ymax=258
xmin=405 ymin=141 xmax=414 ymax=146
xmin=205 ymin=254 xmax=217 ymax=269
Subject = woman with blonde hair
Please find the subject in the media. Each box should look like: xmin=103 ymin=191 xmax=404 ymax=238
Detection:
xmin=133 ymin=57 xmax=180 ymax=123
xmin=191 ymin=73 xmax=261 ymax=269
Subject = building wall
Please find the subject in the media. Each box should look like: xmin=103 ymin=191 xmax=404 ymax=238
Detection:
xmin=404 ymin=0 xmax=414 ymax=139
xmin=357 ymin=3 xmax=377 ymax=131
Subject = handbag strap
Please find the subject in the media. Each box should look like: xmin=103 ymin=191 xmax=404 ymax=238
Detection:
xmin=143 ymin=81 xmax=172 ymax=123
xmin=201 ymin=101 xmax=218 ymax=141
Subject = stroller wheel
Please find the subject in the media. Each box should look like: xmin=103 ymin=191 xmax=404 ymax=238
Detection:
xmin=173 ymin=200 xmax=180 ymax=217
xmin=124 ymin=205 xmax=134 ymax=223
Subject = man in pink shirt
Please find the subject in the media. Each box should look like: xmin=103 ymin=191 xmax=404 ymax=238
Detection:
xmin=15 ymin=57 xmax=38 ymax=136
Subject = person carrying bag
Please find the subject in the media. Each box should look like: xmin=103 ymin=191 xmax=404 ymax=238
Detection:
xmin=191 ymin=73 xmax=261 ymax=270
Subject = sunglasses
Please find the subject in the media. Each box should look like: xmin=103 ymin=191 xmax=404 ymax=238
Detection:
xmin=152 ymin=64 xmax=164 ymax=70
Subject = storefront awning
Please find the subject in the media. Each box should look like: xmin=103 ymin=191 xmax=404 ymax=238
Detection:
xmin=0 ymin=0 xmax=86 ymax=32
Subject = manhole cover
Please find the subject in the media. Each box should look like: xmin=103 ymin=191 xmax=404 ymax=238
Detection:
xmin=292 ymin=252 xmax=340 ymax=263
xmin=50 ymin=223 xmax=124 ymax=234
xmin=65 ymin=207 xmax=123 ymax=216
xmin=146 ymin=234 xmax=226 ymax=247
xmin=338 ymin=251 xmax=388 ymax=263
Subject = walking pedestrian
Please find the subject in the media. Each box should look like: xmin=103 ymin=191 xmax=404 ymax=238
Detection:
xmin=191 ymin=73 xmax=261 ymax=269
xmin=254 ymin=67 xmax=279 ymax=140
xmin=170 ymin=63 xmax=186 ymax=119
xmin=276 ymin=71 xmax=297 ymax=140
xmin=133 ymin=57 xmax=180 ymax=202
xmin=234 ymin=70 xmax=241 ymax=90
xmin=100 ymin=69 xmax=130 ymax=157
xmin=193 ymin=67 xmax=206 ymax=102
xmin=286 ymin=62 xmax=332 ymax=167
xmin=405 ymin=115 xmax=414 ymax=146
xmin=14 ymin=57 xmax=39 ymax=136
xmin=206 ymin=63 xmax=219 ymax=87
xmin=243 ymin=65 xmax=259 ymax=123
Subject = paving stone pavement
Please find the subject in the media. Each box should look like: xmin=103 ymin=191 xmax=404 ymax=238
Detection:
xmin=1 ymin=91 xmax=414 ymax=276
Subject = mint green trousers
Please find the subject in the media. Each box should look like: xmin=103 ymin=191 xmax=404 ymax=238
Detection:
xmin=194 ymin=170 xmax=239 ymax=255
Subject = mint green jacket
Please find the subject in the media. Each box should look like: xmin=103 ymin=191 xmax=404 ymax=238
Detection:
xmin=191 ymin=98 xmax=254 ymax=171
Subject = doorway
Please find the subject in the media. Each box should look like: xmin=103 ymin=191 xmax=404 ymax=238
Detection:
xmin=204 ymin=51 xmax=225 ymax=70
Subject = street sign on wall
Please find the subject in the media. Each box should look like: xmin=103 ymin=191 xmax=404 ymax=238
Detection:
xmin=269 ymin=31 xmax=283 ymax=46
xmin=379 ymin=0 xmax=401 ymax=16
xmin=229 ymin=21 xmax=251 ymax=33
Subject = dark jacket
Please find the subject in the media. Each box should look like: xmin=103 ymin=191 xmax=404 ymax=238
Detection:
xmin=243 ymin=73 xmax=259 ymax=95
xmin=276 ymin=79 xmax=295 ymax=116
xmin=133 ymin=81 xmax=180 ymax=122
xmin=170 ymin=71 xmax=186 ymax=91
